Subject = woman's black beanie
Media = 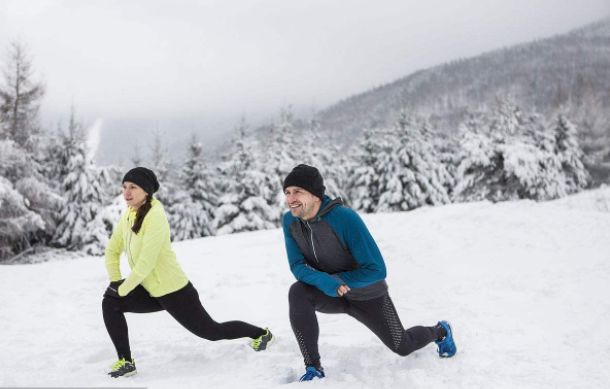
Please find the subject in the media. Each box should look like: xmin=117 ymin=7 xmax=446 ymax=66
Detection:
xmin=122 ymin=167 xmax=160 ymax=195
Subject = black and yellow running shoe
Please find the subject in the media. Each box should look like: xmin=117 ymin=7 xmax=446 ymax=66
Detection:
xmin=107 ymin=358 xmax=137 ymax=378
xmin=250 ymin=328 xmax=273 ymax=351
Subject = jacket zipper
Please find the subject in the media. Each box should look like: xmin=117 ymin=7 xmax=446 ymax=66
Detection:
xmin=305 ymin=221 xmax=319 ymax=263
xmin=127 ymin=213 xmax=134 ymax=268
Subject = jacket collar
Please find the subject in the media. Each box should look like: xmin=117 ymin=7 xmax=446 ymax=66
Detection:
xmin=303 ymin=195 xmax=343 ymax=222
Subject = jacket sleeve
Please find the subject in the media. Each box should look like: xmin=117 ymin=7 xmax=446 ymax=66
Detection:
xmin=282 ymin=214 xmax=342 ymax=297
xmin=104 ymin=213 xmax=125 ymax=282
xmin=334 ymin=209 xmax=387 ymax=288
xmin=118 ymin=208 xmax=169 ymax=296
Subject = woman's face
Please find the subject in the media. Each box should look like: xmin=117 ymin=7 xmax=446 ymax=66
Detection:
xmin=122 ymin=181 xmax=148 ymax=209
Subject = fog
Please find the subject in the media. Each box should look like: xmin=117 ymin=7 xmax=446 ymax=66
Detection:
xmin=1 ymin=0 xmax=608 ymax=164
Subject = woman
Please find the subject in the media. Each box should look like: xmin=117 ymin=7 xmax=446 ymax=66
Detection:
xmin=102 ymin=167 xmax=273 ymax=378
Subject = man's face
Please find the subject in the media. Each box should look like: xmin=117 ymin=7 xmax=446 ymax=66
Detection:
xmin=284 ymin=186 xmax=321 ymax=220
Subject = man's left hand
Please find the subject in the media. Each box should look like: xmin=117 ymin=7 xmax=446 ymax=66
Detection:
xmin=337 ymin=284 xmax=350 ymax=297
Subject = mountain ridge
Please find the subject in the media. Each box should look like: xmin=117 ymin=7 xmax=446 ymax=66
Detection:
xmin=316 ymin=17 xmax=610 ymax=141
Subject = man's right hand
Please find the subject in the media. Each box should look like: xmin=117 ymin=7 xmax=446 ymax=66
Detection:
xmin=337 ymin=284 xmax=350 ymax=297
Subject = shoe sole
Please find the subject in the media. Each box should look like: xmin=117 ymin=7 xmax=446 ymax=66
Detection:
xmin=109 ymin=369 xmax=137 ymax=378
xmin=256 ymin=335 xmax=275 ymax=351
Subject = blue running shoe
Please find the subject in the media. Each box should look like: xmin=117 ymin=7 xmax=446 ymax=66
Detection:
xmin=435 ymin=321 xmax=457 ymax=358
xmin=299 ymin=366 xmax=325 ymax=381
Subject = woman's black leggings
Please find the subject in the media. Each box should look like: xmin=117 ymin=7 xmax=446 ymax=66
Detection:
xmin=102 ymin=281 xmax=265 ymax=360
xmin=288 ymin=281 xmax=443 ymax=368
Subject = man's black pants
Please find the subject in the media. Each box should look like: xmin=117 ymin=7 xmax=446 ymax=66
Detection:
xmin=289 ymin=281 xmax=442 ymax=368
xmin=102 ymin=281 xmax=264 ymax=360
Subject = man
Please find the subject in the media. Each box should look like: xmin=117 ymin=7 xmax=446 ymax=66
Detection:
xmin=281 ymin=164 xmax=456 ymax=382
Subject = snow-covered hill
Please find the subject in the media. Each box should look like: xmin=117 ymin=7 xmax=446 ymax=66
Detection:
xmin=1 ymin=188 xmax=609 ymax=388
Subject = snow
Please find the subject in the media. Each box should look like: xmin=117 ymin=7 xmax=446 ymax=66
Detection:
xmin=1 ymin=188 xmax=609 ymax=388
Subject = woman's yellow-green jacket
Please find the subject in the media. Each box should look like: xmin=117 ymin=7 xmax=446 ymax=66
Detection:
xmin=105 ymin=198 xmax=189 ymax=297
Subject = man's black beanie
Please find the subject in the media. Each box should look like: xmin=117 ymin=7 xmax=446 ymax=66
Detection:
xmin=283 ymin=164 xmax=325 ymax=200
xmin=122 ymin=167 xmax=160 ymax=195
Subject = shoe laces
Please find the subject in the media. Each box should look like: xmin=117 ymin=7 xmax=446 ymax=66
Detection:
xmin=110 ymin=358 xmax=127 ymax=371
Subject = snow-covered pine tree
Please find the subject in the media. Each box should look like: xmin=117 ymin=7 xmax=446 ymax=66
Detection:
xmin=150 ymin=130 xmax=171 ymax=182
xmin=348 ymin=128 xmax=384 ymax=212
xmin=0 ymin=176 xmax=45 ymax=261
xmin=420 ymin=116 xmax=455 ymax=200
xmin=259 ymin=107 xmax=301 ymax=211
xmin=38 ymin=122 xmax=64 ymax=189
xmin=454 ymin=99 xmax=584 ymax=202
xmin=167 ymin=191 xmax=210 ymax=241
xmin=131 ymin=144 xmax=143 ymax=167
xmin=49 ymin=106 xmax=86 ymax=183
xmin=168 ymin=137 xmax=216 ymax=240
xmin=214 ymin=122 xmax=277 ymax=234
xmin=492 ymin=102 xmax=550 ymax=200
xmin=147 ymin=129 xmax=179 ymax=213
xmin=0 ymin=41 xmax=45 ymax=152
xmin=299 ymin=118 xmax=346 ymax=200
xmin=376 ymin=111 xmax=450 ymax=211
xmin=552 ymin=113 xmax=589 ymax=193
xmin=516 ymin=112 xmax=566 ymax=200
xmin=270 ymin=106 xmax=299 ymax=176
xmin=427 ymin=117 xmax=459 ymax=198
xmin=455 ymin=100 xmax=537 ymax=201
xmin=52 ymin=120 xmax=107 ymax=254
xmin=0 ymin=138 xmax=50 ymax=261
xmin=453 ymin=114 xmax=500 ymax=201
xmin=95 ymin=165 xmax=118 ymax=205
xmin=0 ymin=44 xmax=60 ymax=258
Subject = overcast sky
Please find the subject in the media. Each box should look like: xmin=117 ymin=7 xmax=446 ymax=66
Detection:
xmin=1 ymin=0 xmax=609 ymax=162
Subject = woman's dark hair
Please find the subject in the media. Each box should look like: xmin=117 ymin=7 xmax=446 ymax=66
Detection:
xmin=132 ymin=194 xmax=153 ymax=234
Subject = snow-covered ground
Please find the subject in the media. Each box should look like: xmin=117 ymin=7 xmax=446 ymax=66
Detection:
xmin=1 ymin=188 xmax=609 ymax=388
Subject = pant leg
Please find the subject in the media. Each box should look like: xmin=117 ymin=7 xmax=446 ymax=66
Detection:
xmin=102 ymin=285 xmax=164 ymax=360
xmin=158 ymin=282 xmax=264 ymax=341
xmin=288 ymin=281 xmax=348 ymax=368
xmin=346 ymin=293 xmax=442 ymax=356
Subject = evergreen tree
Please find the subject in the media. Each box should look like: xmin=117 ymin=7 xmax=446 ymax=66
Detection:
xmin=518 ymin=113 xmax=566 ymax=200
xmin=168 ymin=137 xmax=216 ymax=240
xmin=260 ymin=107 xmax=300 ymax=209
xmin=168 ymin=191 xmax=210 ymax=241
xmin=52 ymin=120 xmax=106 ymax=254
xmin=214 ymin=123 xmax=277 ymax=234
xmin=131 ymin=144 xmax=143 ymax=167
xmin=552 ymin=114 xmax=589 ymax=193
xmin=454 ymin=100 xmax=588 ymax=202
xmin=454 ymin=101 xmax=536 ymax=201
xmin=300 ymin=118 xmax=346 ymax=200
xmin=0 ymin=138 xmax=50 ymax=261
xmin=453 ymin=116 xmax=500 ymax=201
xmin=0 ymin=136 xmax=62 ymax=252
xmin=150 ymin=130 xmax=171 ymax=182
xmin=348 ymin=128 xmax=384 ymax=212
xmin=0 ymin=176 xmax=45 ymax=261
xmin=0 ymin=41 xmax=45 ymax=152
xmin=376 ymin=112 xmax=450 ymax=211
xmin=147 ymin=130 xmax=179 ymax=212
xmin=0 ymin=43 xmax=63 ymax=259
xmin=50 ymin=106 xmax=86 ymax=184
